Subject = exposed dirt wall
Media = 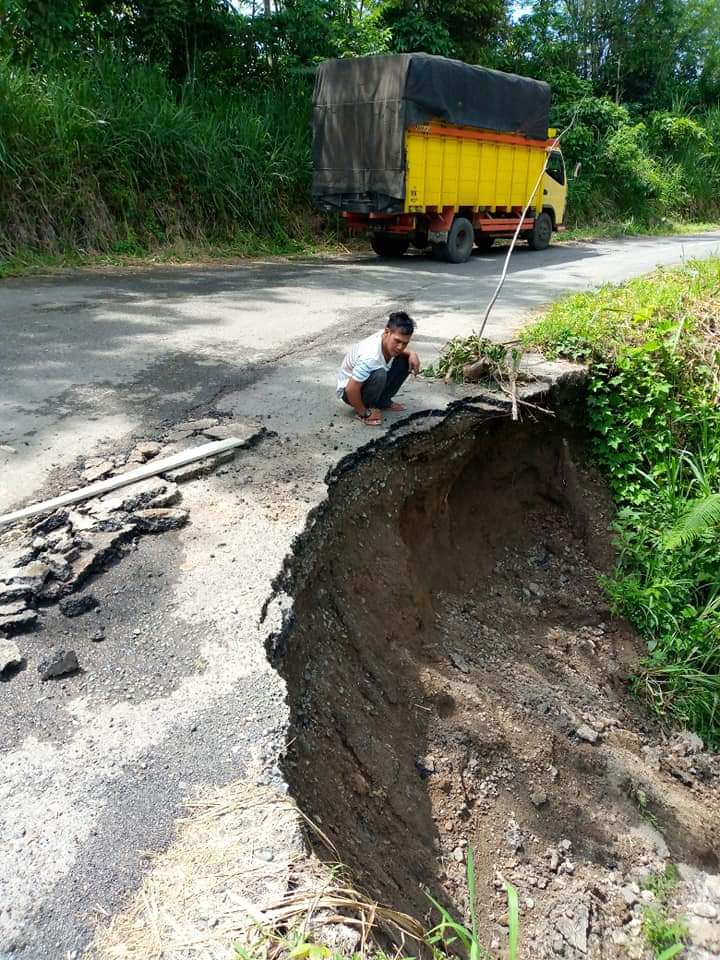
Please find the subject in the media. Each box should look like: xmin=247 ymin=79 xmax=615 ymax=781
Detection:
xmin=270 ymin=406 xmax=720 ymax=958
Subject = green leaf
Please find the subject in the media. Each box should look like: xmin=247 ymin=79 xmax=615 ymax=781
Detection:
xmin=657 ymin=943 xmax=685 ymax=959
xmin=467 ymin=847 xmax=478 ymax=946
xmin=504 ymin=881 xmax=520 ymax=960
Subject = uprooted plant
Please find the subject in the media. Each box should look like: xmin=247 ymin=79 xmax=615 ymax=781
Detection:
xmin=423 ymin=336 xmax=531 ymax=420
xmin=423 ymin=336 xmax=517 ymax=385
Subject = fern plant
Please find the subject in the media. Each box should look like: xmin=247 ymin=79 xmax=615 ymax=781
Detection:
xmin=664 ymin=493 xmax=720 ymax=548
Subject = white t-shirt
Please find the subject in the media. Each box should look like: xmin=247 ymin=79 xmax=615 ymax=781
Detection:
xmin=336 ymin=330 xmax=393 ymax=397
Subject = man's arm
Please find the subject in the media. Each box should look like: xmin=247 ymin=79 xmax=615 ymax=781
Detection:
xmin=402 ymin=349 xmax=421 ymax=375
xmin=345 ymin=378 xmax=371 ymax=418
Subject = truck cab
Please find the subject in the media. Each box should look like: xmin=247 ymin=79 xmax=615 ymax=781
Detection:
xmin=543 ymin=145 xmax=567 ymax=230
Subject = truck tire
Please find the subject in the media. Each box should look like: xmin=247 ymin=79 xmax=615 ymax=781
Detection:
xmin=527 ymin=212 xmax=553 ymax=251
xmin=370 ymin=234 xmax=410 ymax=258
xmin=432 ymin=217 xmax=474 ymax=264
xmin=474 ymin=233 xmax=495 ymax=251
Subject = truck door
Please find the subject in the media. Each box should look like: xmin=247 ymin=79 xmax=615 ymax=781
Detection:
xmin=543 ymin=151 xmax=567 ymax=227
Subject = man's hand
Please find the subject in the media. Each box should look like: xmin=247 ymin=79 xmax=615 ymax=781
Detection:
xmin=345 ymin=379 xmax=382 ymax=425
xmin=407 ymin=350 xmax=420 ymax=375
xmin=360 ymin=407 xmax=383 ymax=426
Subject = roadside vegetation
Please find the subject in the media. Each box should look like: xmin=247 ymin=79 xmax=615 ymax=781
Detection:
xmin=522 ymin=257 xmax=720 ymax=748
xmin=1 ymin=0 xmax=720 ymax=272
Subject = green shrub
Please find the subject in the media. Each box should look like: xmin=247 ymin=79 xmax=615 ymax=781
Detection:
xmin=549 ymin=74 xmax=720 ymax=225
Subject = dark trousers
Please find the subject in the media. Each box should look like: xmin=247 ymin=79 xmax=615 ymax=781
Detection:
xmin=343 ymin=355 xmax=410 ymax=409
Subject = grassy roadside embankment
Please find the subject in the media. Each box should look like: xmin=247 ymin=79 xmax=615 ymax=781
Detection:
xmin=0 ymin=55 xmax=315 ymax=277
xmin=523 ymin=258 xmax=720 ymax=747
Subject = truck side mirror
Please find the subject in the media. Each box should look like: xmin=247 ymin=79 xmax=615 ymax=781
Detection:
xmin=572 ymin=162 xmax=582 ymax=180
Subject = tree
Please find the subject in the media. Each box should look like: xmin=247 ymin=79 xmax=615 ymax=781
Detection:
xmin=382 ymin=0 xmax=507 ymax=61
xmin=500 ymin=0 xmax=718 ymax=110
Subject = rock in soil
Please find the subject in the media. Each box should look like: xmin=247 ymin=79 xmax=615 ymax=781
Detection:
xmin=448 ymin=650 xmax=470 ymax=673
xmin=575 ymin=723 xmax=600 ymax=744
xmin=555 ymin=905 xmax=589 ymax=953
xmin=0 ymin=637 xmax=23 ymax=673
xmin=38 ymin=649 xmax=79 ymax=681
xmin=59 ymin=593 xmax=99 ymax=618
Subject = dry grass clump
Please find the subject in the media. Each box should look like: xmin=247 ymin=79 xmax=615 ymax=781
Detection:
xmin=91 ymin=782 xmax=302 ymax=960
xmin=91 ymin=781 xmax=425 ymax=960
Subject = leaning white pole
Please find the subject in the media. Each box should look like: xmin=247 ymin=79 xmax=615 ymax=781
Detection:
xmin=0 ymin=437 xmax=246 ymax=529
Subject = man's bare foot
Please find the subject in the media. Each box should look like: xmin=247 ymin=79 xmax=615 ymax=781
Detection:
xmin=356 ymin=407 xmax=383 ymax=426
xmin=389 ymin=401 xmax=406 ymax=412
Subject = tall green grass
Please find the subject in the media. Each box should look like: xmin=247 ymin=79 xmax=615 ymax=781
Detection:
xmin=0 ymin=53 xmax=313 ymax=258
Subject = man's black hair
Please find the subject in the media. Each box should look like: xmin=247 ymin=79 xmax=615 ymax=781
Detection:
xmin=386 ymin=311 xmax=415 ymax=336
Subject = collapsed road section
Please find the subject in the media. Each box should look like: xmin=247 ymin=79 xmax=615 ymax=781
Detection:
xmin=268 ymin=398 xmax=720 ymax=958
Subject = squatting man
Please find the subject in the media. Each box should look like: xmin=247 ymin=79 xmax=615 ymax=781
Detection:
xmin=336 ymin=312 xmax=420 ymax=426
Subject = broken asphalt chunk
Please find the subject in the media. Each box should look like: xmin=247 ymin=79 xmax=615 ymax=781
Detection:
xmin=128 ymin=441 xmax=162 ymax=463
xmin=38 ymin=648 xmax=79 ymax=681
xmin=2 ymin=561 xmax=49 ymax=596
xmin=31 ymin=510 xmax=68 ymax=535
xmin=131 ymin=508 xmax=189 ymax=533
xmin=0 ymin=601 xmax=37 ymax=635
xmin=166 ymin=418 xmax=219 ymax=442
xmin=81 ymin=460 xmax=115 ymax=483
xmin=164 ymin=453 xmax=235 ymax=483
xmin=0 ymin=637 xmax=24 ymax=672
xmin=95 ymin=478 xmax=180 ymax=513
xmin=59 ymin=593 xmax=99 ymax=618
xmin=202 ymin=423 xmax=243 ymax=441
xmin=65 ymin=527 xmax=135 ymax=591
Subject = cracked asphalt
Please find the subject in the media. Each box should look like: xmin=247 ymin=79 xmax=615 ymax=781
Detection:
xmin=1 ymin=233 xmax=719 ymax=959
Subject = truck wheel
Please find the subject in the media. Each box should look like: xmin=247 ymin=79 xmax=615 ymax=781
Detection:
xmin=527 ymin=212 xmax=553 ymax=251
xmin=474 ymin=233 xmax=495 ymax=251
xmin=370 ymin=234 xmax=410 ymax=258
xmin=432 ymin=217 xmax=474 ymax=264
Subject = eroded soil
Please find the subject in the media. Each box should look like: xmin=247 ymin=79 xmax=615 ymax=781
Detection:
xmin=274 ymin=409 xmax=720 ymax=959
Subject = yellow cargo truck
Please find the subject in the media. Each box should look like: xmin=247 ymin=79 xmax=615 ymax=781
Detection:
xmin=312 ymin=54 xmax=568 ymax=263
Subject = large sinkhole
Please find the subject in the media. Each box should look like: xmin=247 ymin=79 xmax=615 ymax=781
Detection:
xmin=270 ymin=404 xmax=720 ymax=955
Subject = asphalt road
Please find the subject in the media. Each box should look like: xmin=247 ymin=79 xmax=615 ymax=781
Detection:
xmin=0 ymin=233 xmax=719 ymax=960
xmin=2 ymin=232 xmax=719 ymax=516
